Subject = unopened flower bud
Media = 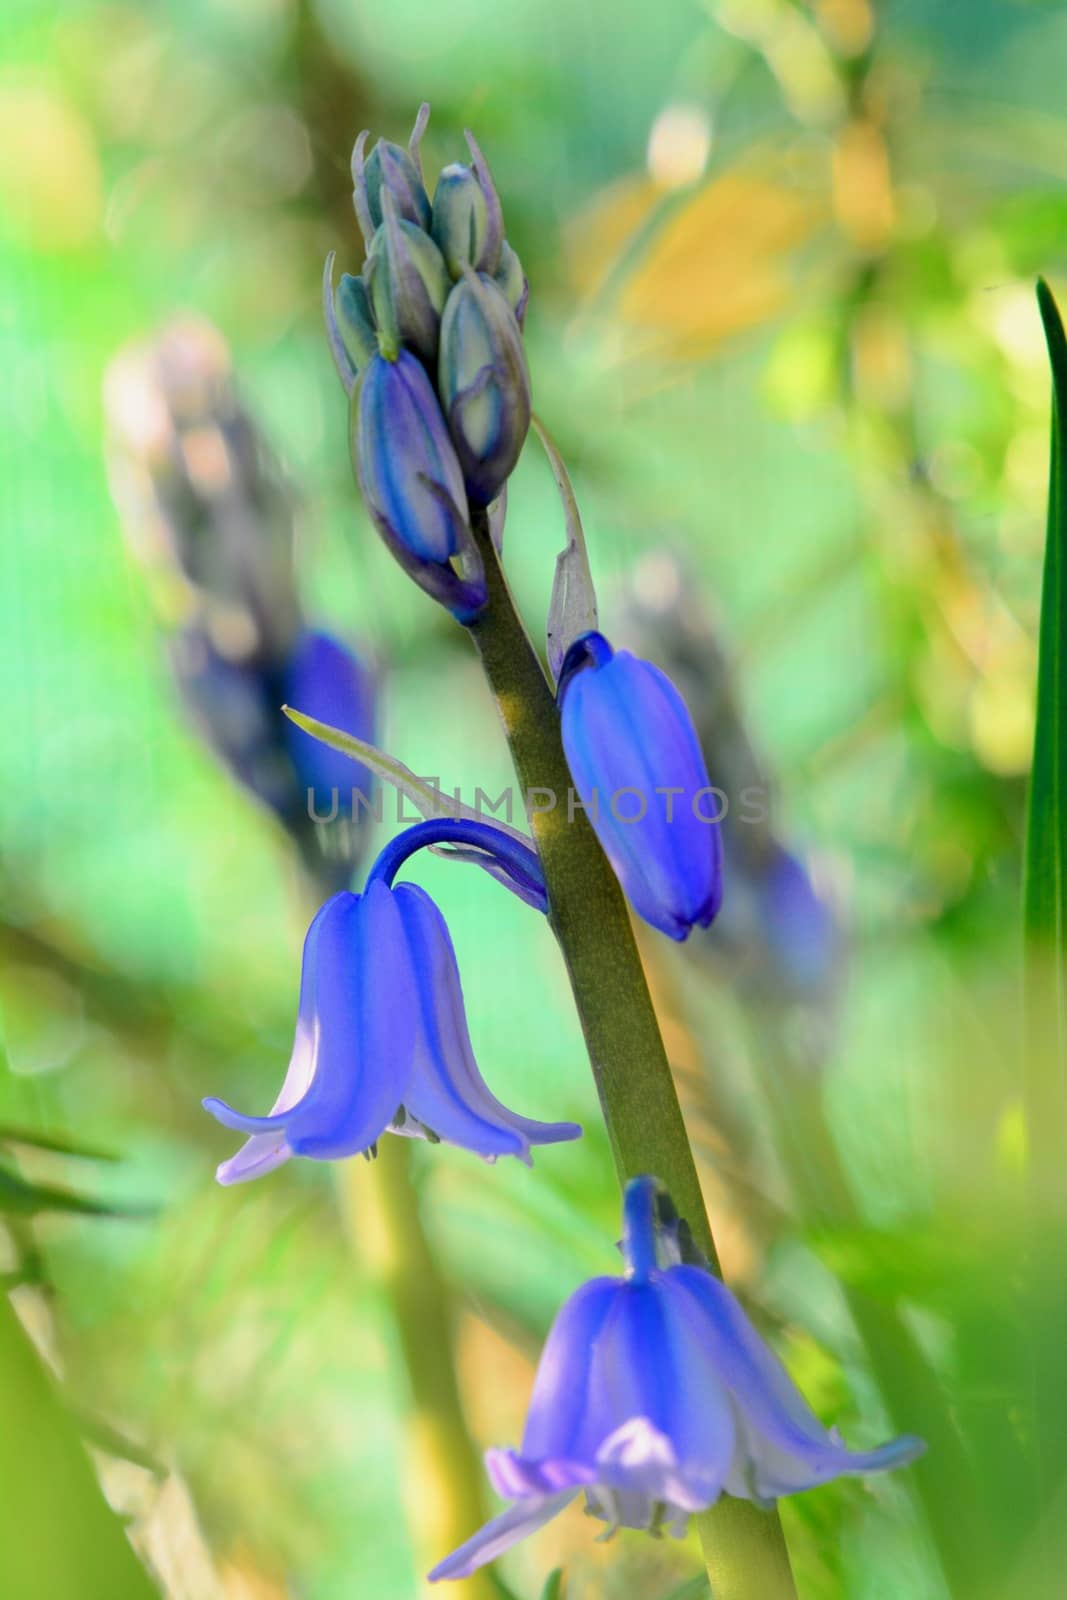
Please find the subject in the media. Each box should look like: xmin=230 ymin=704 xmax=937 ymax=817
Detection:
xmin=334 ymin=273 xmax=378 ymax=371
xmin=438 ymin=272 xmax=531 ymax=506
xmin=431 ymin=163 xmax=497 ymax=278
xmin=493 ymin=239 xmax=529 ymax=327
xmin=355 ymin=348 xmax=469 ymax=564
xmin=351 ymin=109 xmax=433 ymax=244
xmin=366 ymin=192 xmax=450 ymax=365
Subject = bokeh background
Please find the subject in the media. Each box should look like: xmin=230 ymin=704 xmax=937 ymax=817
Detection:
xmin=3 ymin=0 xmax=1067 ymax=1595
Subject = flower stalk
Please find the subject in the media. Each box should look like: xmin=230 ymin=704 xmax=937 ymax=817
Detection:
xmin=465 ymin=509 xmax=798 ymax=1598
xmin=337 ymin=1145 xmax=498 ymax=1600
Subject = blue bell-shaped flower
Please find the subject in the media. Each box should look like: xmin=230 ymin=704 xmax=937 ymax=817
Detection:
xmin=430 ymin=1177 xmax=923 ymax=1581
xmin=204 ymin=880 xmax=579 ymax=1184
xmin=559 ymin=632 xmax=724 ymax=940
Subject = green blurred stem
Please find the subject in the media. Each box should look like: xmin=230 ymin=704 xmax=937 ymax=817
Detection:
xmin=750 ymin=1032 xmax=990 ymax=1596
xmin=336 ymin=1063 xmax=495 ymax=1600
xmin=466 ymin=512 xmax=798 ymax=1600
xmin=0 ymin=1292 xmax=159 ymax=1600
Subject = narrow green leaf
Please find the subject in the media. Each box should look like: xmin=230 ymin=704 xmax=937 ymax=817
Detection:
xmin=1023 ymin=277 xmax=1067 ymax=1544
xmin=0 ymin=1124 xmax=118 ymax=1163
xmin=0 ymin=1294 xmax=159 ymax=1598
xmin=538 ymin=1570 xmax=565 ymax=1600
xmin=662 ymin=1578 xmax=710 ymax=1600
xmin=0 ymin=1166 xmax=151 ymax=1221
xmin=281 ymin=706 xmax=533 ymax=850
xmin=1025 ymin=278 xmax=1067 ymax=955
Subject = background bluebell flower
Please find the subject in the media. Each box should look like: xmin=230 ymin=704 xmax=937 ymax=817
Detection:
xmin=204 ymin=879 xmax=580 ymax=1183
xmin=559 ymin=633 xmax=724 ymax=940
xmin=282 ymin=627 xmax=376 ymax=821
xmin=430 ymin=1178 xmax=922 ymax=1581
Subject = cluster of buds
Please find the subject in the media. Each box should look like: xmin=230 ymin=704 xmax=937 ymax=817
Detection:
xmin=325 ymin=106 xmax=531 ymax=618
xmin=104 ymin=318 xmax=376 ymax=890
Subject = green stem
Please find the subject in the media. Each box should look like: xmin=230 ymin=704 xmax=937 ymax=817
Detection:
xmin=338 ymin=1141 xmax=496 ymax=1600
xmin=466 ymin=512 xmax=797 ymax=1600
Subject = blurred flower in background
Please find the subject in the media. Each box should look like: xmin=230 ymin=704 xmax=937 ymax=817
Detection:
xmin=105 ymin=316 xmax=377 ymax=890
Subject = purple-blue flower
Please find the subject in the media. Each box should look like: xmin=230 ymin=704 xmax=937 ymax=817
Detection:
xmin=282 ymin=628 xmax=376 ymax=817
xmin=204 ymin=879 xmax=580 ymax=1184
xmin=355 ymin=349 xmax=469 ymax=565
xmin=430 ymin=1177 xmax=923 ymax=1581
xmin=559 ymin=633 xmax=724 ymax=940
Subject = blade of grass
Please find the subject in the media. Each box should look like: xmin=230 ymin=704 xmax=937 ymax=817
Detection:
xmin=0 ymin=1294 xmax=158 ymax=1599
xmin=1023 ymin=278 xmax=1067 ymax=1572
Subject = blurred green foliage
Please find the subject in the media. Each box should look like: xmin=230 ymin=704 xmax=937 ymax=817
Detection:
xmin=3 ymin=0 xmax=1067 ymax=1596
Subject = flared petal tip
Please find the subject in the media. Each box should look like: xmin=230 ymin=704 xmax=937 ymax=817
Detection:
xmin=529 ymin=1120 xmax=583 ymax=1148
xmin=856 ymin=1432 xmax=927 ymax=1473
xmin=202 ymin=1095 xmax=287 ymax=1136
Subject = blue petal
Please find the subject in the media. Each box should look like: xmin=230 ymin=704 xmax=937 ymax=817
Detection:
xmin=393 ymin=883 xmax=581 ymax=1161
xmin=577 ymin=1280 xmax=734 ymax=1508
xmin=668 ymin=1265 xmax=925 ymax=1499
xmin=283 ymin=629 xmax=376 ymax=806
xmin=427 ymin=1490 xmax=575 ymax=1583
xmin=204 ymin=885 xmax=417 ymax=1169
xmin=520 ymin=1278 xmax=620 ymax=1461
xmin=357 ymin=351 xmax=469 ymax=564
xmin=286 ymin=882 xmax=417 ymax=1158
xmin=561 ymin=650 xmax=723 ymax=940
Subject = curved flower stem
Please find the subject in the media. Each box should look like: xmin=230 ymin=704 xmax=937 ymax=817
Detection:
xmin=366 ymin=815 xmax=547 ymax=907
xmin=465 ymin=511 xmax=798 ymax=1600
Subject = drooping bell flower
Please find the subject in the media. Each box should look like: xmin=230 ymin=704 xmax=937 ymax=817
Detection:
xmin=204 ymin=876 xmax=580 ymax=1185
xmin=558 ymin=632 xmax=724 ymax=940
xmin=430 ymin=1177 xmax=923 ymax=1581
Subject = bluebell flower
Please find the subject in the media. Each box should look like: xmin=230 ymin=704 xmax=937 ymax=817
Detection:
xmin=282 ymin=628 xmax=376 ymax=819
xmin=754 ymin=846 xmax=839 ymax=998
xmin=438 ymin=271 xmax=531 ymax=506
xmin=366 ymin=191 xmax=451 ymax=366
xmin=559 ymin=633 xmax=724 ymax=940
xmin=352 ymin=110 xmax=433 ymax=243
xmin=204 ymin=881 xmax=580 ymax=1184
xmin=355 ymin=348 xmax=470 ymax=565
xmin=430 ymin=1177 xmax=923 ymax=1581
xmin=493 ymin=239 xmax=529 ymax=328
xmin=431 ymin=162 xmax=497 ymax=280
xmin=333 ymin=271 xmax=378 ymax=374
